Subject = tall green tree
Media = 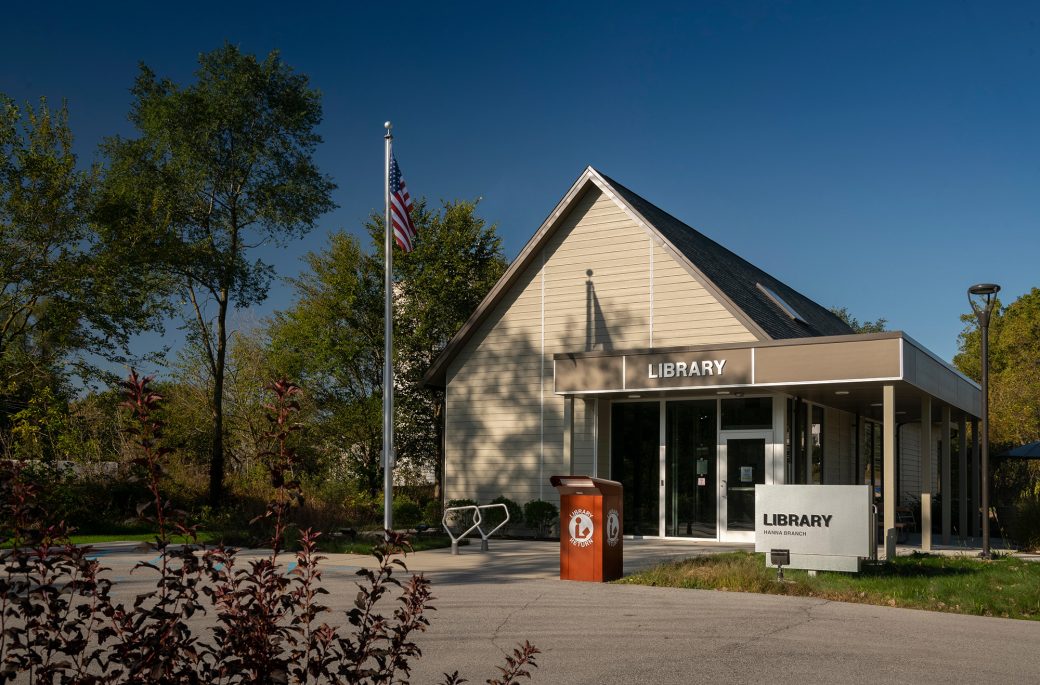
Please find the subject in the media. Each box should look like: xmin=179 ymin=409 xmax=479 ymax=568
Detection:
xmin=101 ymin=45 xmax=336 ymax=505
xmin=1 ymin=95 xmax=164 ymax=443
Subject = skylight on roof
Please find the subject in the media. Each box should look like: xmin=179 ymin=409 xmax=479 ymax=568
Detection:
xmin=756 ymin=283 xmax=806 ymax=323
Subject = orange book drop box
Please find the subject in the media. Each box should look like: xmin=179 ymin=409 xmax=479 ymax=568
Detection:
xmin=549 ymin=475 xmax=623 ymax=582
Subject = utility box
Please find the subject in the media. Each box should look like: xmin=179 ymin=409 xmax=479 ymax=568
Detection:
xmin=549 ymin=475 xmax=623 ymax=582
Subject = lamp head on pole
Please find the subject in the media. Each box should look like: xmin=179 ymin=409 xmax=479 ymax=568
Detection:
xmin=968 ymin=283 xmax=1000 ymax=326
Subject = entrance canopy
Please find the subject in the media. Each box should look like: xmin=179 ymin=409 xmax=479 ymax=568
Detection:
xmin=554 ymin=331 xmax=979 ymax=424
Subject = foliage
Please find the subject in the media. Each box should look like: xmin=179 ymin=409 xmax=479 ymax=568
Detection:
xmin=829 ymin=306 xmax=887 ymax=333
xmin=0 ymin=372 xmax=538 ymax=683
xmin=955 ymin=288 xmax=1040 ymax=447
xmin=523 ymin=500 xmax=559 ymax=538
xmin=268 ymin=232 xmax=385 ymax=495
xmin=619 ymin=551 xmax=1040 ymax=620
xmin=423 ymin=499 xmax=443 ymax=526
xmin=0 ymin=467 xmax=110 ymax=682
xmin=100 ymin=44 xmax=337 ymax=507
xmin=0 ymin=95 xmax=164 ymax=441
xmin=392 ymin=495 xmax=423 ymax=527
xmin=381 ymin=199 xmax=508 ymax=497
xmin=269 ymin=200 xmax=507 ymax=498
xmin=165 ymin=328 xmax=327 ymax=494
xmin=1009 ymin=488 xmax=1040 ymax=552
xmin=954 ymin=288 xmax=1040 ymax=512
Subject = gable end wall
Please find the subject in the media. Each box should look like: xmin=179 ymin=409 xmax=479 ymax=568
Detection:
xmin=444 ymin=187 xmax=756 ymax=505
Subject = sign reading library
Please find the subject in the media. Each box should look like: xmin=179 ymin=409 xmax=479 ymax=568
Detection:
xmin=625 ymin=349 xmax=752 ymax=389
xmin=754 ymin=485 xmax=871 ymax=558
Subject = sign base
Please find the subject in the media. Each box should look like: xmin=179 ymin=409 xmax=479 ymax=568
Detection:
xmin=766 ymin=553 xmax=861 ymax=573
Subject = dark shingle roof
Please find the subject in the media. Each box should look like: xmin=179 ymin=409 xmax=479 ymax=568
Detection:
xmin=598 ymin=171 xmax=853 ymax=340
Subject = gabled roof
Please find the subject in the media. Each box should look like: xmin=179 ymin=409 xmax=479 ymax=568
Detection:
xmin=424 ymin=166 xmax=853 ymax=387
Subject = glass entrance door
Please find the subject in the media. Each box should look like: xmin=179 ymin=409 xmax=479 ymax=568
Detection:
xmin=609 ymin=399 xmax=774 ymax=540
xmin=720 ymin=432 xmax=770 ymax=541
xmin=665 ymin=400 xmax=717 ymax=537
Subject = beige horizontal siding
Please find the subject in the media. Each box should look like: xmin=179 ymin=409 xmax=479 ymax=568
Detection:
xmin=651 ymin=243 xmax=756 ymax=348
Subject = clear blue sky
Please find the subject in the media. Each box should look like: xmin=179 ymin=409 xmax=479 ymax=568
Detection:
xmin=4 ymin=1 xmax=1037 ymax=367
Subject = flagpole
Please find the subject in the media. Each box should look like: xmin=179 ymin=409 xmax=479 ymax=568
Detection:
xmin=383 ymin=121 xmax=394 ymax=538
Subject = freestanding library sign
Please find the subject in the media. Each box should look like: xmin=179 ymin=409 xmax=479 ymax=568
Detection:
xmin=754 ymin=485 xmax=872 ymax=572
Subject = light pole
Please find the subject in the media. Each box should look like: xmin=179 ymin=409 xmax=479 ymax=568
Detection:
xmin=968 ymin=282 xmax=1000 ymax=559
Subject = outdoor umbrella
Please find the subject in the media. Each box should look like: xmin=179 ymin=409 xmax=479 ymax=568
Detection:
xmin=998 ymin=441 xmax=1040 ymax=459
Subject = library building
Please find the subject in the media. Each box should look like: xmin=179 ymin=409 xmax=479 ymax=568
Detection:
xmin=424 ymin=167 xmax=982 ymax=553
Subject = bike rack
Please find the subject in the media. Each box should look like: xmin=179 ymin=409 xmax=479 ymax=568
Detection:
xmin=475 ymin=503 xmax=510 ymax=552
xmin=442 ymin=505 xmax=481 ymax=555
xmin=441 ymin=503 xmax=510 ymax=554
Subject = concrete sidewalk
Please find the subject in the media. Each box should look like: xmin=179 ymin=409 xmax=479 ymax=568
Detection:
xmin=379 ymin=537 xmax=754 ymax=584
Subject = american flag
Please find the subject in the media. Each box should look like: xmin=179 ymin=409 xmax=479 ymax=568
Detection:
xmin=389 ymin=154 xmax=416 ymax=252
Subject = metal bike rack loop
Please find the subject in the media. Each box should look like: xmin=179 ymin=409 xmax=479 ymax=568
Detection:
xmin=441 ymin=503 xmax=510 ymax=554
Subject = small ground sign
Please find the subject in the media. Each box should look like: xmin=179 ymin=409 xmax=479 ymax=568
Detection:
xmin=755 ymin=485 xmax=872 ymax=572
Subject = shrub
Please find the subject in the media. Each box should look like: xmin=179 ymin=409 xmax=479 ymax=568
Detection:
xmin=393 ymin=494 xmax=423 ymax=527
xmin=423 ymin=499 xmax=443 ymax=526
xmin=524 ymin=499 xmax=559 ymax=538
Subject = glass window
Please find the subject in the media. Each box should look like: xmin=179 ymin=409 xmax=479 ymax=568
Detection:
xmin=721 ymin=397 xmax=772 ymax=430
xmin=665 ymin=400 xmax=717 ymax=537
xmin=811 ymin=405 xmax=824 ymax=484
xmin=610 ymin=402 xmax=660 ymax=536
xmin=756 ymin=283 xmax=807 ymax=323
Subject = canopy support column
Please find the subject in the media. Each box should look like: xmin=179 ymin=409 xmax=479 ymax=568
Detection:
xmin=883 ymin=385 xmax=897 ymax=560
xmin=921 ymin=396 xmax=933 ymax=552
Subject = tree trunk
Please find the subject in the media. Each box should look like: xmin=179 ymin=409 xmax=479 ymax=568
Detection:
xmin=433 ymin=394 xmax=445 ymax=505
xmin=208 ymin=294 xmax=229 ymax=508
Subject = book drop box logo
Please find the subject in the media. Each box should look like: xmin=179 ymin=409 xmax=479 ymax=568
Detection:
xmin=568 ymin=508 xmax=594 ymax=547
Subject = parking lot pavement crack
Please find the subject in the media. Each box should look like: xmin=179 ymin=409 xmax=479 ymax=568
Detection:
xmin=489 ymin=590 xmax=546 ymax=654
xmin=722 ymin=598 xmax=831 ymax=654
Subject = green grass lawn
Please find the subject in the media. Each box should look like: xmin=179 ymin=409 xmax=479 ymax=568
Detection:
xmin=617 ymin=551 xmax=1040 ymax=620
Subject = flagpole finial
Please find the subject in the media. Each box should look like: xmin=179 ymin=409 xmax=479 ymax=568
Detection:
xmin=384 ymin=121 xmax=392 ymax=139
